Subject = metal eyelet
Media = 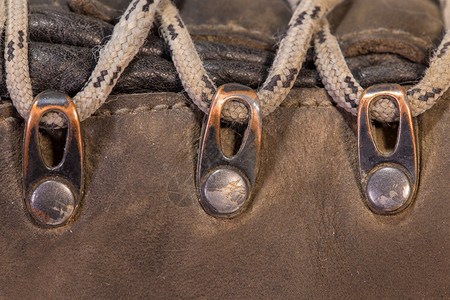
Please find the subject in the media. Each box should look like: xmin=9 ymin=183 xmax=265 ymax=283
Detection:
xmin=197 ymin=83 xmax=261 ymax=218
xmin=23 ymin=91 xmax=83 ymax=227
xmin=357 ymin=84 xmax=419 ymax=215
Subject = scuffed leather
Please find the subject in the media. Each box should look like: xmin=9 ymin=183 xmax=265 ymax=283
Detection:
xmin=67 ymin=0 xmax=124 ymax=23
xmin=0 ymin=0 xmax=439 ymax=99
xmin=2 ymin=6 xmax=321 ymax=98
xmin=0 ymin=0 xmax=448 ymax=298
xmin=0 ymin=89 xmax=448 ymax=298
xmin=335 ymin=0 xmax=442 ymax=64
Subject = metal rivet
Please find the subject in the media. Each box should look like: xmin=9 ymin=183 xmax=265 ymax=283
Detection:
xmin=23 ymin=91 xmax=83 ymax=227
xmin=357 ymin=84 xmax=419 ymax=215
xmin=366 ymin=166 xmax=411 ymax=213
xmin=202 ymin=168 xmax=249 ymax=215
xmin=30 ymin=180 xmax=76 ymax=226
xmin=197 ymin=83 xmax=261 ymax=218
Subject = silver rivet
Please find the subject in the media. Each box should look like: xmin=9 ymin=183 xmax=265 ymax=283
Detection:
xmin=197 ymin=84 xmax=261 ymax=218
xmin=203 ymin=168 xmax=249 ymax=215
xmin=24 ymin=92 xmax=83 ymax=227
xmin=366 ymin=167 xmax=411 ymax=213
xmin=29 ymin=180 xmax=75 ymax=226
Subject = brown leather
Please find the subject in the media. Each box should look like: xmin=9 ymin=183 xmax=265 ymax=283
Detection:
xmin=0 ymin=89 xmax=448 ymax=298
xmin=0 ymin=0 xmax=449 ymax=298
xmin=178 ymin=0 xmax=291 ymax=50
xmin=335 ymin=0 xmax=442 ymax=64
xmin=68 ymin=0 xmax=124 ymax=23
xmin=19 ymin=0 xmax=440 ymax=98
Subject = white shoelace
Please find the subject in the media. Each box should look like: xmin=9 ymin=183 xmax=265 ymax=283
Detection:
xmin=158 ymin=0 xmax=343 ymax=122
xmin=3 ymin=0 xmax=449 ymax=126
xmin=5 ymin=0 xmax=161 ymax=127
xmin=310 ymin=2 xmax=450 ymax=122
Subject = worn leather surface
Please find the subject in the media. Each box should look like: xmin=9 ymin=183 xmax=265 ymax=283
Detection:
xmin=0 ymin=89 xmax=449 ymax=298
xmin=0 ymin=0 xmax=439 ymax=99
xmin=0 ymin=0 xmax=449 ymax=298
xmin=335 ymin=0 xmax=442 ymax=64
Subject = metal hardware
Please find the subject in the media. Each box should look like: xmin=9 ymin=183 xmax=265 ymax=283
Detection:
xmin=23 ymin=91 xmax=83 ymax=227
xmin=197 ymin=84 xmax=261 ymax=218
xmin=358 ymin=84 xmax=418 ymax=215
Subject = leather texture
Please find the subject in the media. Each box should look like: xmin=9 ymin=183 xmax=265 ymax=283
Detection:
xmin=0 ymin=0 xmax=449 ymax=298
xmin=0 ymin=0 xmax=438 ymax=98
xmin=0 ymin=89 xmax=448 ymax=299
xmin=335 ymin=0 xmax=442 ymax=64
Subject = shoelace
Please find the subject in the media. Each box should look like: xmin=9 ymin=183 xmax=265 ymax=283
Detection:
xmin=310 ymin=1 xmax=450 ymax=122
xmin=3 ymin=0 xmax=343 ymax=126
xmin=3 ymin=0 xmax=449 ymax=125
xmin=4 ymin=0 xmax=162 ymax=127
xmin=158 ymin=0 xmax=343 ymax=122
xmin=159 ymin=0 xmax=450 ymax=122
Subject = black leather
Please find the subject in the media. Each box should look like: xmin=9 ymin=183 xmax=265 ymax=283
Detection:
xmin=0 ymin=4 xmax=428 ymax=99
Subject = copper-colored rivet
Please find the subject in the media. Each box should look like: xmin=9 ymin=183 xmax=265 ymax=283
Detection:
xmin=23 ymin=91 xmax=83 ymax=227
xmin=357 ymin=84 xmax=419 ymax=215
xmin=197 ymin=83 xmax=261 ymax=218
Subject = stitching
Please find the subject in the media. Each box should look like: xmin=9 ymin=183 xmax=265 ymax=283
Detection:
xmin=0 ymin=88 xmax=336 ymax=121
xmin=0 ymin=101 xmax=191 ymax=121
xmin=0 ymin=102 xmax=335 ymax=122
xmin=339 ymin=28 xmax=430 ymax=49
xmin=91 ymin=102 xmax=189 ymax=117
